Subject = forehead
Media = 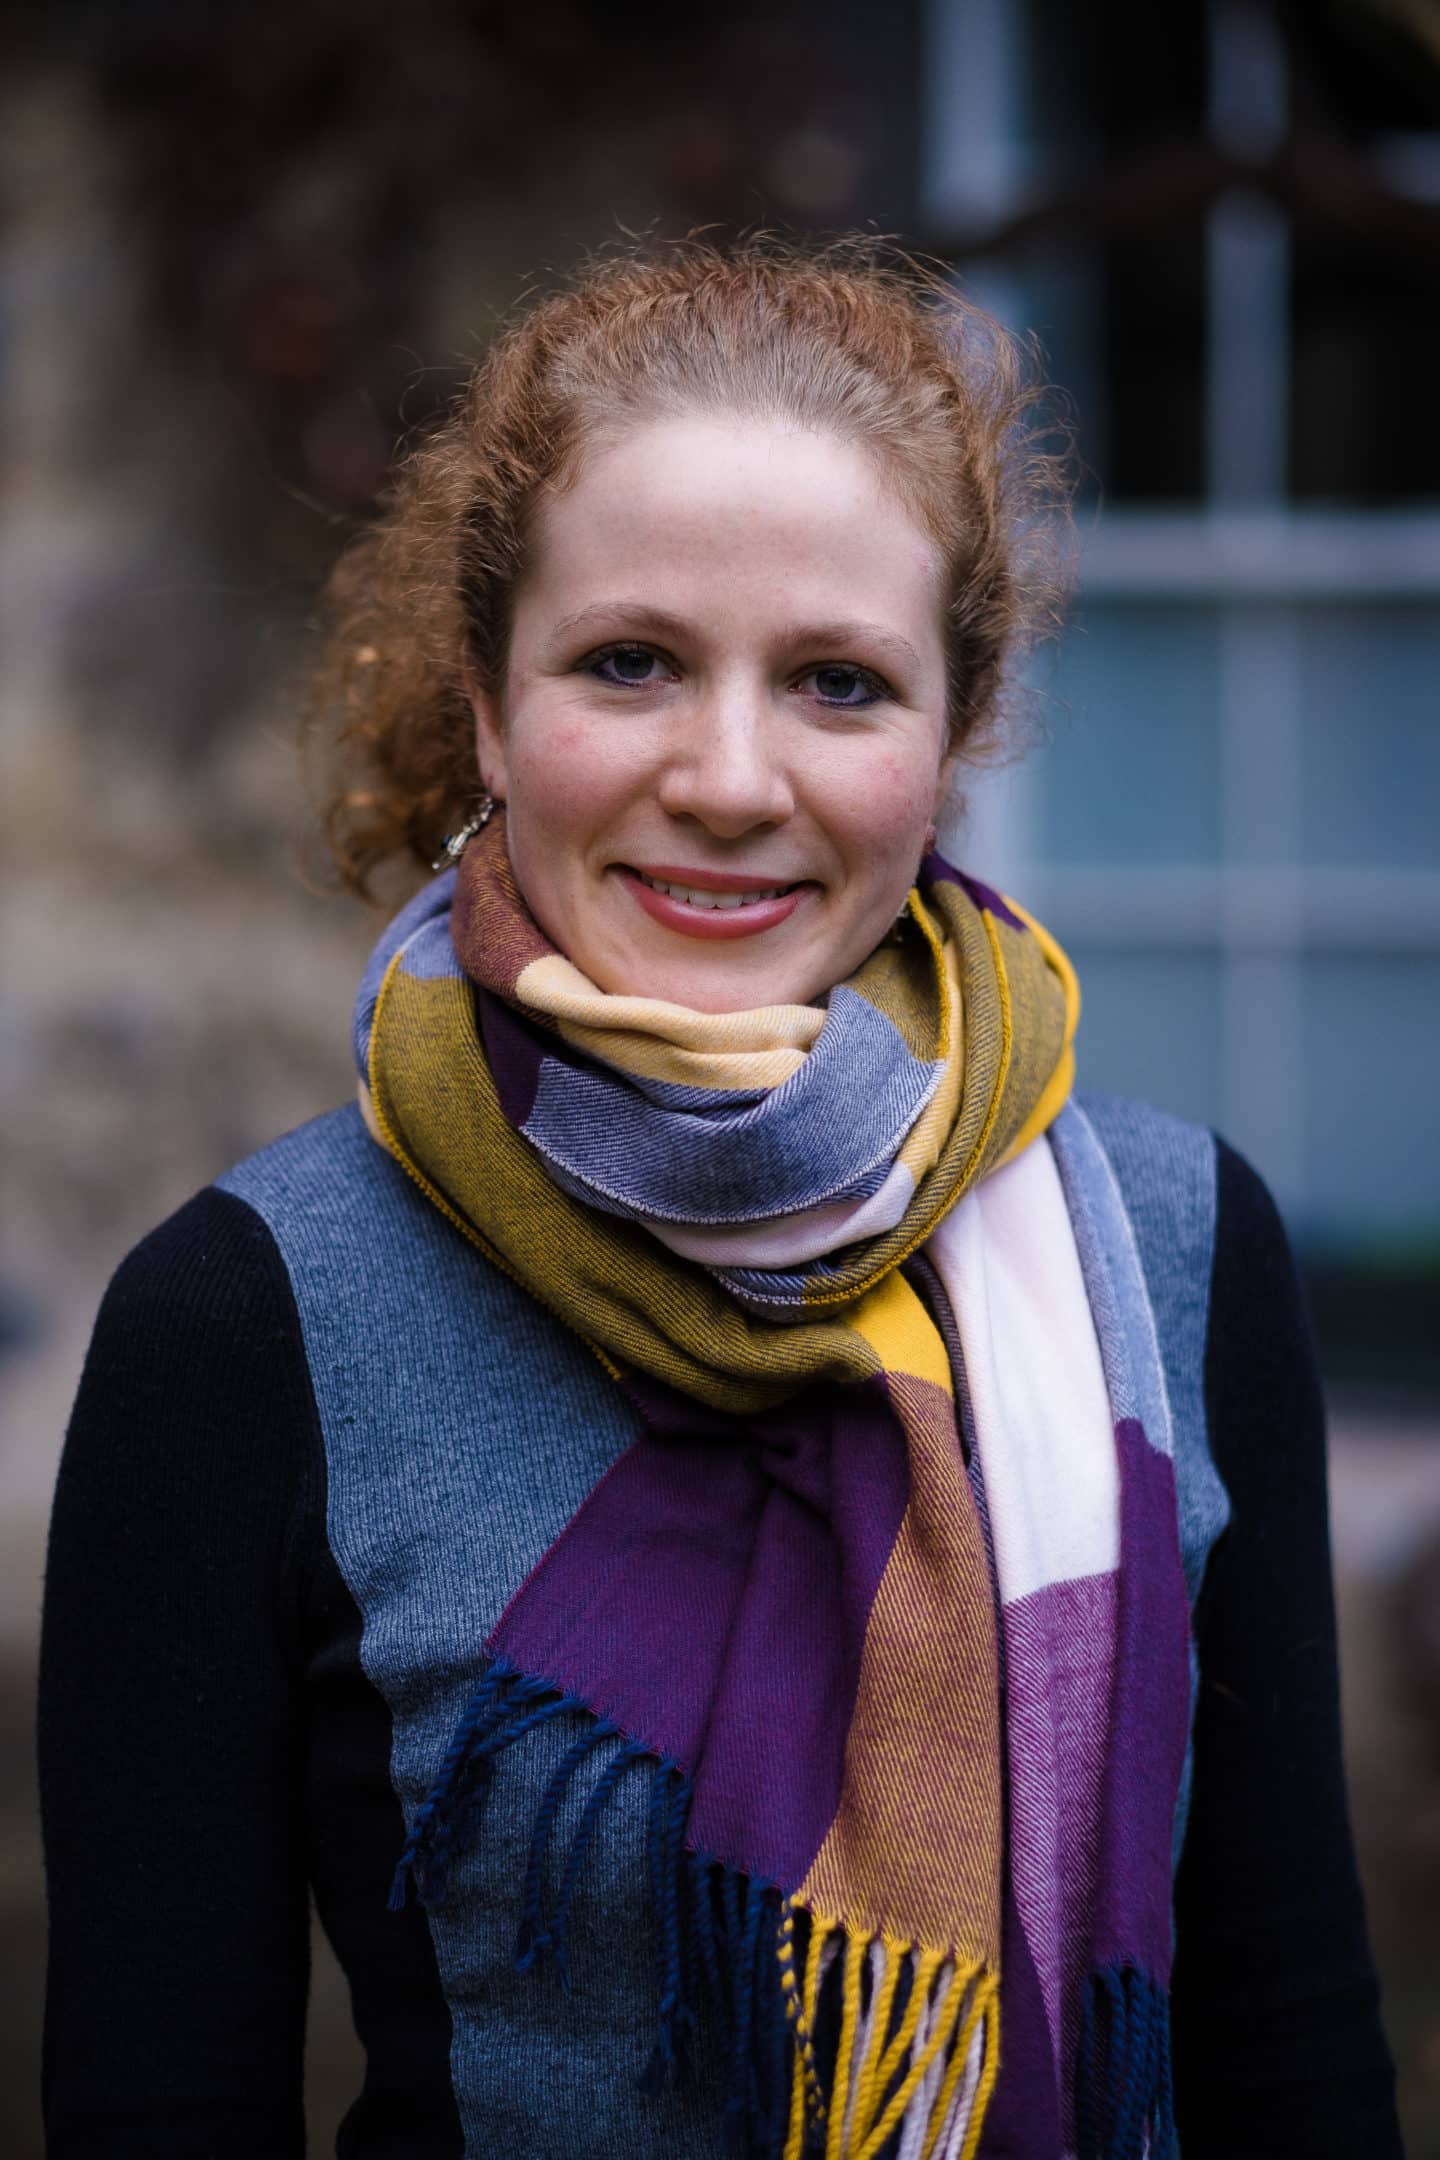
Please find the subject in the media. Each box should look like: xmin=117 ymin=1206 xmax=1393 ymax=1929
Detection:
xmin=519 ymin=413 xmax=945 ymax=631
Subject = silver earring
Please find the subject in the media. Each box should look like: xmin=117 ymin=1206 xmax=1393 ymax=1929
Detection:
xmin=431 ymin=791 xmax=498 ymax=871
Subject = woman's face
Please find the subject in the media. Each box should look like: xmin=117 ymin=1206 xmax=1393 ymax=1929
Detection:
xmin=470 ymin=413 xmax=952 ymax=1012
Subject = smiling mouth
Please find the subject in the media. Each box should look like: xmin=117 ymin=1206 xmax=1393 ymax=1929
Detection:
xmin=617 ymin=864 xmax=813 ymax=940
xmin=632 ymin=870 xmax=800 ymax=911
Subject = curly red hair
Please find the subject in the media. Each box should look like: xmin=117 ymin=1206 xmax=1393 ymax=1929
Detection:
xmin=310 ymin=233 xmax=1072 ymax=896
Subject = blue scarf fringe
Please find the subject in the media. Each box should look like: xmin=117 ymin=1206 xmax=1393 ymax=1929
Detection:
xmin=1076 ymin=1963 xmax=1177 ymax=2160
xmin=388 ymin=1656 xmax=803 ymax=2155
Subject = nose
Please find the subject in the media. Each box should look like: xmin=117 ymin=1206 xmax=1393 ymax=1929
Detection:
xmin=654 ymin=689 xmax=795 ymax=838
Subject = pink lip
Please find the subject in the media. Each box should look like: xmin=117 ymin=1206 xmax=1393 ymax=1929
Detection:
xmin=617 ymin=865 xmax=812 ymax=941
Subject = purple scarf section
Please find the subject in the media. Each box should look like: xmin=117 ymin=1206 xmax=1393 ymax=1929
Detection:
xmin=489 ymin=1374 xmax=910 ymax=1891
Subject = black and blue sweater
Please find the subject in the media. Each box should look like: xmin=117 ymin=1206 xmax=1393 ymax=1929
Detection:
xmin=38 ymin=1094 xmax=1403 ymax=2157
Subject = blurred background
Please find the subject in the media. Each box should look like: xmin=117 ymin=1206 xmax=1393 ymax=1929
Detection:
xmin=2 ymin=0 xmax=1437 ymax=2150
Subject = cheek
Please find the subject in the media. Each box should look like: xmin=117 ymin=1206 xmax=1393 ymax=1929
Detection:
xmin=506 ymin=713 xmax=634 ymax=839
xmin=823 ymin=744 xmax=939 ymax=875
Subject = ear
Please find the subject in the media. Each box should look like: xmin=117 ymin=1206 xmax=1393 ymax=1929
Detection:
xmin=931 ymin=745 xmax=960 ymax=840
xmin=464 ymin=663 xmax=510 ymax=800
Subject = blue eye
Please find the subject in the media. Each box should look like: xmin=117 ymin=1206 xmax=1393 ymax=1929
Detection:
xmin=590 ymin=645 xmax=664 ymax=686
xmin=805 ymin=664 xmax=884 ymax=708
xmin=582 ymin=646 xmax=888 ymax=705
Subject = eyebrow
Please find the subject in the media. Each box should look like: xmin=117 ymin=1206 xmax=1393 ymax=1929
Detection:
xmin=790 ymin=620 xmax=925 ymax=674
xmin=549 ymin=602 xmax=924 ymax=675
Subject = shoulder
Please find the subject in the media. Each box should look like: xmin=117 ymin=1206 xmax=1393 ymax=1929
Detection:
xmin=1073 ymin=1087 xmax=1298 ymax=1285
xmin=1063 ymin=1088 xmax=1220 ymax=1372
xmin=1072 ymin=1093 xmax=1325 ymax=1534
xmin=82 ymin=1179 xmax=308 ymax=1409
xmin=1071 ymin=1087 xmax=1218 ymax=1239
xmin=1204 ymin=1132 xmax=1322 ymax=1435
xmin=67 ymin=1104 xmax=410 ymax=1499
xmin=216 ymin=1099 xmax=406 ymax=1234
xmin=80 ymin=1106 xmax=383 ymax=1389
xmin=214 ymin=1103 xmax=589 ymax=1442
xmin=1062 ymin=1092 xmax=1316 ymax=1596
xmin=1070 ymin=1086 xmax=1309 ymax=1382
xmin=216 ymin=1099 xmax=487 ymax=1311
xmin=59 ymin=1162 xmax=336 ymax=1605
xmin=1209 ymin=1131 xmax=1307 ymax=1296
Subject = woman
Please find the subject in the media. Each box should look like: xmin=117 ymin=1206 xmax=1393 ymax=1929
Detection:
xmin=40 ymin=239 xmax=1402 ymax=2159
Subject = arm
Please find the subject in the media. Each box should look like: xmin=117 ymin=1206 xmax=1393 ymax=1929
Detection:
xmin=1170 ymin=1139 xmax=1404 ymax=2156
xmin=39 ymin=1188 xmax=322 ymax=2157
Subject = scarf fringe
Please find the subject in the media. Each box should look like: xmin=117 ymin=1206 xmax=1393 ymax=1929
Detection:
xmin=389 ymin=1658 xmax=1000 ymax=2159
xmin=1076 ymin=1965 xmax=1176 ymax=2160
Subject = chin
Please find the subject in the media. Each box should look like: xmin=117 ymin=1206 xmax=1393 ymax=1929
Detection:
xmin=676 ymin=976 xmax=800 ymax=1014
xmin=640 ymin=965 xmax=794 ymax=1012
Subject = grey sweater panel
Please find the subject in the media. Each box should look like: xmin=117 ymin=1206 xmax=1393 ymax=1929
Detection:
xmin=223 ymin=1106 xmax=723 ymax=2157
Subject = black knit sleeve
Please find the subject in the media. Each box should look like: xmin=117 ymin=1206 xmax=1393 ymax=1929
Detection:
xmin=1170 ymin=1138 xmax=1404 ymax=2156
xmin=39 ymin=1187 xmax=322 ymax=2158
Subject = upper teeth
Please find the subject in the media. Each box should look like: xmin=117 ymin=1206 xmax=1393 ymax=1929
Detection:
xmin=640 ymin=873 xmax=789 ymax=910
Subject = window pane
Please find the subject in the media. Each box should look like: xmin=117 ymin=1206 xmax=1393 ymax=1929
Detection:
xmin=1037 ymin=604 xmax=1221 ymax=867
xmin=1302 ymin=954 xmax=1440 ymax=1243
xmin=1299 ymin=604 xmax=1440 ymax=870
xmin=1065 ymin=942 xmax=1223 ymax=1132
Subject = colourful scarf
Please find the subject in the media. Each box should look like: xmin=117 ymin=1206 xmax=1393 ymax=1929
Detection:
xmin=358 ymin=817 xmax=1189 ymax=2160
